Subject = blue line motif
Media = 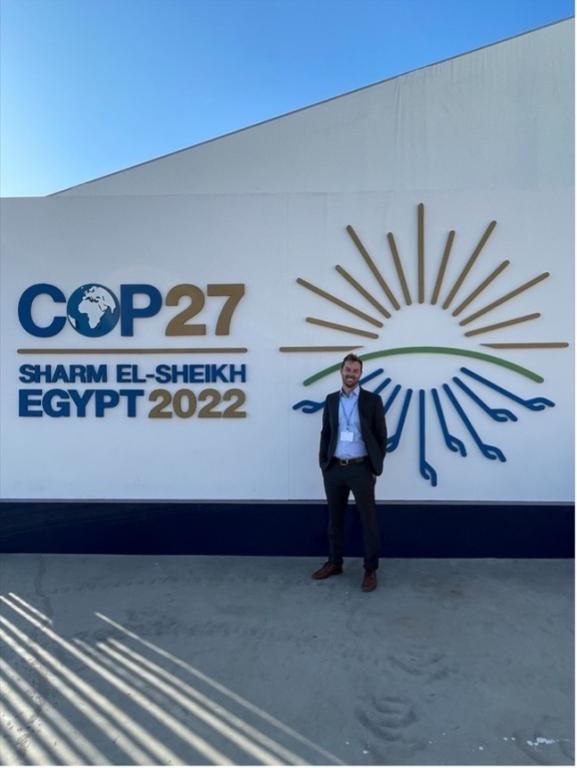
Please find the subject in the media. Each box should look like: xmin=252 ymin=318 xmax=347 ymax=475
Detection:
xmin=373 ymin=377 xmax=392 ymax=395
xmin=291 ymin=368 xmax=386 ymax=413
xmin=443 ymin=384 xmax=506 ymax=462
xmin=431 ymin=388 xmax=467 ymax=457
xmin=419 ymin=390 xmax=438 ymax=487
xmin=460 ymin=367 xmax=556 ymax=411
xmin=387 ymin=389 xmax=413 ymax=452
xmin=453 ymin=377 xmax=518 ymax=422
xmin=359 ymin=368 xmax=385 ymax=386
xmin=292 ymin=399 xmax=325 ymax=413
xmin=383 ymin=384 xmax=401 ymax=413
xmin=291 ymin=362 xmax=560 ymax=483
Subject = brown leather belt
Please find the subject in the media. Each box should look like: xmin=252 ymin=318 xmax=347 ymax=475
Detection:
xmin=335 ymin=456 xmax=366 ymax=466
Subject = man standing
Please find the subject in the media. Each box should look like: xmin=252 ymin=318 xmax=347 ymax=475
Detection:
xmin=312 ymin=353 xmax=387 ymax=592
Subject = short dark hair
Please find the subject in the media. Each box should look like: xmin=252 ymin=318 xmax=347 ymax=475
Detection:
xmin=341 ymin=353 xmax=363 ymax=371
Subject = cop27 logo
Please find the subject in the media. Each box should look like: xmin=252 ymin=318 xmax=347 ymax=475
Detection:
xmin=280 ymin=203 xmax=568 ymax=487
xmin=18 ymin=283 xmax=245 ymax=337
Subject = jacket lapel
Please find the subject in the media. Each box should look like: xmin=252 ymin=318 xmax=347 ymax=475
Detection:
xmin=358 ymin=387 xmax=368 ymax=414
xmin=358 ymin=388 xmax=370 ymax=430
xmin=330 ymin=391 xmax=340 ymax=427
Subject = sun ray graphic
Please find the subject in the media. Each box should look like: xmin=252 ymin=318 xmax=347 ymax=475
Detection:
xmin=280 ymin=203 xmax=569 ymax=486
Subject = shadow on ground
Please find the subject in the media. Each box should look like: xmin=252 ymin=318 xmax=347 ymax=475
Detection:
xmin=0 ymin=555 xmax=573 ymax=765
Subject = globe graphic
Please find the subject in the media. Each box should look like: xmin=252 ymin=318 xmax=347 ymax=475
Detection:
xmin=67 ymin=284 xmax=120 ymax=337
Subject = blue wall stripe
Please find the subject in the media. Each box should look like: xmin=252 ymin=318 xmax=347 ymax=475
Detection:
xmin=0 ymin=501 xmax=573 ymax=558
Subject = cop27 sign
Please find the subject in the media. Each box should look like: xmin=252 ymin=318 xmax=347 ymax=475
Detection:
xmin=0 ymin=193 xmax=572 ymax=501
xmin=16 ymin=282 xmax=247 ymax=419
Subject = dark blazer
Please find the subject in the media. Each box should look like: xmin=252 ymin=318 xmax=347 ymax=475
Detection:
xmin=319 ymin=388 xmax=387 ymax=476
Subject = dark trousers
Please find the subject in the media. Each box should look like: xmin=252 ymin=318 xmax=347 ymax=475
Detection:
xmin=322 ymin=459 xmax=380 ymax=571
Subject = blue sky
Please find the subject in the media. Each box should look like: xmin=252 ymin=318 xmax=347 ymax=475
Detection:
xmin=1 ymin=0 xmax=573 ymax=196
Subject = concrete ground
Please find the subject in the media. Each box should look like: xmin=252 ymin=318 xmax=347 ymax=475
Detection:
xmin=0 ymin=555 xmax=573 ymax=766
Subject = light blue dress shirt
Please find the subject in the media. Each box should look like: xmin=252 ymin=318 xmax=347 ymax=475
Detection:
xmin=334 ymin=385 xmax=368 ymax=460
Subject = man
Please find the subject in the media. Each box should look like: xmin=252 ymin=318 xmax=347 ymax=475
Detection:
xmin=312 ymin=353 xmax=387 ymax=592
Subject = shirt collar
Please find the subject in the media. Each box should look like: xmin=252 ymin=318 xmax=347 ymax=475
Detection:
xmin=340 ymin=385 xmax=360 ymax=399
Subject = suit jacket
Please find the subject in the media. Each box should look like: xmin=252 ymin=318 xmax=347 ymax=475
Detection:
xmin=319 ymin=388 xmax=387 ymax=476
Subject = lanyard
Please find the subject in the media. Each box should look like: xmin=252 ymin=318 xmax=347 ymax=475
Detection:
xmin=339 ymin=393 xmax=357 ymax=431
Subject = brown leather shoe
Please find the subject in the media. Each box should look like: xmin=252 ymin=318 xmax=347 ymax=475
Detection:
xmin=362 ymin=570 xmax=377 ymax=592
xmin=311 ymin=562 xmax=343 ymax=580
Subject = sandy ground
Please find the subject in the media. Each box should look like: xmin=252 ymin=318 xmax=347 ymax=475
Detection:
xmin=0 ymin=554 xmax=573 ymax=766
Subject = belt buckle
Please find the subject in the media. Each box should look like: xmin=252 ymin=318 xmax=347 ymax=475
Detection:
xmin=339 ymin=458 xmax=349 ymax=466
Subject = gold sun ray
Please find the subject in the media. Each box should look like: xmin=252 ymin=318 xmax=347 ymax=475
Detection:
xmin=452 ymin=260 xmax=511 ymax=317
xmin=335 ymin=265 xmax=392 ymax=318
xmin=346 ymin=225 xmax=401 ymax=310
xmin=296 ymin=277 xmax=383 ymax=328
xmin=280 ymin=206 xmax=569 ymax=362
xmin=464 ymin=312 xmax=540 ymax=338
xmin=386 ymin=233 xmax=412 ymax=305
xmin=305 ymin=317 xmax=379 ymax=339
xmin=459 ymin=272 xmax=550 ymax=326
xmin=418 ymin=203 xmax=425 ymax=303
xmin=431 ymin=230 xmax=456 ymax=305
xmin=481 ymin=342 xmax=569 ymax=349
xmin=442 ymin=220 xmax=497 ymax=310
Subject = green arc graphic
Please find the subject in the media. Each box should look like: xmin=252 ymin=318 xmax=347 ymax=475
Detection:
xmin=302 ymin=346 xmax=544 ymax=386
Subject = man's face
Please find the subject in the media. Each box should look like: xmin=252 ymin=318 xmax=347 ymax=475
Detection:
xmin=341 ymin=361 xmax=362 ymax=391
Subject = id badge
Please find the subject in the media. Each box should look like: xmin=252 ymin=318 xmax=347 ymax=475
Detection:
xmin=340 ymin=430 xmax=354 ymax=442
